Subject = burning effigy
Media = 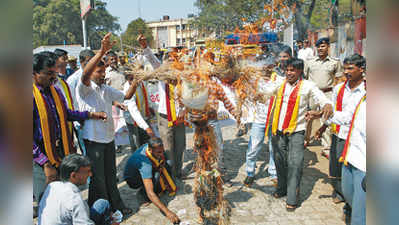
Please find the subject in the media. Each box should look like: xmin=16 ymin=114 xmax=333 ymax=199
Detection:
xmin=124 ymin=5 xmax=296 ymax=222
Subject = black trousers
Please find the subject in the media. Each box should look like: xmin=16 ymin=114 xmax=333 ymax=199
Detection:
xmin=84 ymin=140 xmax=125 ymax=211
xmin=330 ymin=134 xmax=346 ymax=200
xmin=272 ymin=130 xmax=305 ymax=205
xmin=126 ymin=123 xmax=150 ymax=151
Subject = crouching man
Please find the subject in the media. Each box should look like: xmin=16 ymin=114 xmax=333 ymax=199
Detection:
xmin=123 ymin=137 xmax=180 ymax=224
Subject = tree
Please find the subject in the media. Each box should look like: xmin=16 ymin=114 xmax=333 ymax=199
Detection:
xmin=192 ymin=0 xmax=268 ymax=37
xmin=192 ymin=0 xmax=332 ymax=40
xmin=121 ymin=18 xmax=153 ymax=52
xmin=33 ymin=0 xmax=120 ymax=49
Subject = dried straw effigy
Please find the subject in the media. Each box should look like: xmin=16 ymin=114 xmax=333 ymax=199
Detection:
xmin=127 ymin=51 xmax=267 ymax=225
xmin=190 ymin=114 xmax=231 ymax=225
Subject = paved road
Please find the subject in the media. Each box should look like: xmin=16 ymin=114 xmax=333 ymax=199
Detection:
xmin=114 ymin=120 xmax=346 ymax=225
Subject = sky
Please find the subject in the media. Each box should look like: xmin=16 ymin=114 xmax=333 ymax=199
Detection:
xmin=104 ymin=0 xmax=197 ymax=32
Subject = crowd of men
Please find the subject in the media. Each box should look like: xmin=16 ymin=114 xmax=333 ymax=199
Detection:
xmin=33 ymin=32 xmax=366 ymax=225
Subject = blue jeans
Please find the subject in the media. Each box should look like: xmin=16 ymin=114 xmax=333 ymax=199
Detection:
xmin=246 ymin=123 xmax=265 ymax=177
xmin=267 ymin=127 xmax=277 ymax=179
xmin=342 ymin=164 xmax=366 ymax=225
xmin=74 ymin=123 xmax=87 ymax=155
xmin=90 ymin=199 xmax=112 ymax=225
xmin=246 ymin=123 xmax=276 ymax=178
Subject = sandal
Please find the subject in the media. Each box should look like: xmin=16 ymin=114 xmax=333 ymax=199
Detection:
xmin=286 ymin=204 xmax=297 ymax=212
xmin=120 ymin=207 xmax=133 ymax=216
xmin=272 ymin=191 xmax=286 ymax=198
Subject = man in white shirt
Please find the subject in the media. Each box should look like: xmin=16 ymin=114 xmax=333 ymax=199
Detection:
xmin=244 ymin=57 xmax=282 ymax=187
xmin=38 ymin=154 xmax=119 ymax=225
xmin=104 ymin=51 xmax=126 ymax=91
xmin=123 ymin=74 xmax=155 ymax=150
xmin=309 ymin=54 xmax=366 ymax=223
xmin=324 ymin=95 xmax=365 ymax=225
xmin=104 ymin=51 xmax=130 ymax=151
xmin=259 ymin=58 xmax=333 ymax=211
xmin=136 ymin=35 xmax=187 ymax=179
xmin=54 ymin=48 xmax=69 ymax=80
xmin=297 ymin=40 xmax=314 ymax=61
xmin=66 ymin=49 xmax=96 ymax=156
xmin=76 ymin=33 xmax=139 ymax=216
xmin=318 ymin=54 xmax=365 ymax=205
xmin=67 ymin=50 xmax=96 ymax=109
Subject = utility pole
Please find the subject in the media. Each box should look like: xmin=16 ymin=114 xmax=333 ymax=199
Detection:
xmin=82 ymin=15 xmax=88 ymax=49
xmin=138 ymin=0 xmax=142 ymax=18
xmin=80 ymin=0 xmax=94 ymax=49
xmin=119 ymin=29 xmax=123 ymax=53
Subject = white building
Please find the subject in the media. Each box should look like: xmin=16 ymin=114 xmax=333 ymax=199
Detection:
xmin=33 ymin=44 xmax=83 ymax=59
xmin=146 ymin=16 xmax=198 ymax=49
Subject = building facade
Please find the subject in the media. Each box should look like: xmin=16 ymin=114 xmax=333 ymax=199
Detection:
xmin=146 ymin=16 xmax=197 ymax=49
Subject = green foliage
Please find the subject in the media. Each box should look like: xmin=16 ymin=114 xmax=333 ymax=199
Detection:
xmin=193 ymin=0 xmax=339 ymax=39
xmin=121 ymin=18 xmax=153 ymax=52
xmin=306 ymin=0 xmax=330 ymax=30
xmin=33 ymin=0 xmax=120 ymax=49
xmin=192 ymin=0 xmax=269 ymax=35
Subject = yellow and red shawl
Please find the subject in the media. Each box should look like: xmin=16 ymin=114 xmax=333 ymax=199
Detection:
xmin=339 ymin=95 xmax=366 ymax=166
xmin=272 ymin=79 xmax=304 ymax=135
xmin=331 ymin=80 xmax=348 ymax=134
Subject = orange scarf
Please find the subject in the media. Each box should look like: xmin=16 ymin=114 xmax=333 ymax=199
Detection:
xmin=165 ymin=83 xmax=178 ymax=127
xmin=145 ymin=146 xmax=177 ymax=196
xmin=272 ymin=79 xmax=304 ymax=135
xmin=33 ymin=84 xmax=75 ymax=167
xmin=134 ymin=82 xmax=151 ymax=126
xmin=339 ymin=95 xmax=366 ymax=166
xmin=331 ymin=81 xmax=347 ymax=134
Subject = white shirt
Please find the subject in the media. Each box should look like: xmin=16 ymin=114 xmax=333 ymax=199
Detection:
xmin=105 ymin=67 xmax=126 ymax=91
xmin=260 ymin=79 xmax=332 ymax=132
xmin=38 ymin=181 xmax=94 ymax=225
xmin=76 ymin=78 xmax=124 ymax=143
xmin=66 ymin=68 xmax=83 ymax=109
xmin=135 ymin=47 xmax=161 ymax=71
xmin=328 ymin=80 xmax=366 ymax=139
xmin=123 ymin=82 xmax=150 ymax=130
xmin=157 ymin=81 xmax=182 ymax=116
xmin=54 ymin=78 xmax=69 ymax=102
xmin=135 ymin=47 xmax=162 ymax=112
xmin=297 ymin=47 xmax=314 ymax=61
xmin=254 ymin=75 xmax=285 ymax=123
xmin=327 ymin=98 xmax=366 ymax=172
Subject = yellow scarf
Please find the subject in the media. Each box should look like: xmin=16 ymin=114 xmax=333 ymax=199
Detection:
xmin=272 ymin=79 xmax=304 ymax=135
xmin=33 ymin=84 xmax=74 ymax=167
xmin=57 ymin=77 xmax=74 ymax=135
xmin=145 ymin=146 xmax=177 ymax=196
xmin=165 ymin=83 xmax=178 ymax=127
